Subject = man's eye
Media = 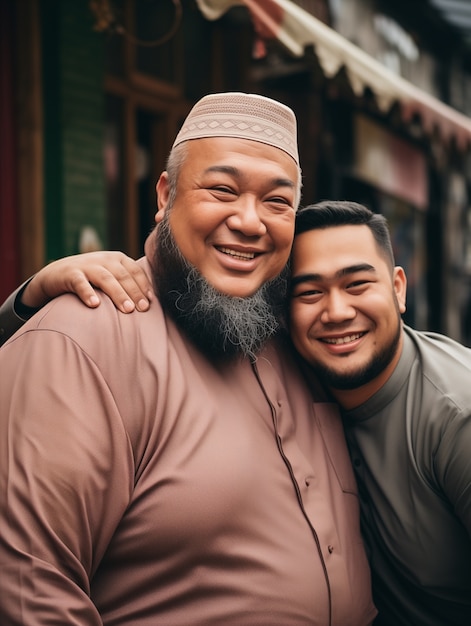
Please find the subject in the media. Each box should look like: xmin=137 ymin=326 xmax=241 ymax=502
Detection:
xmin=291 ymin=289 xmax=322 ymax=299
xmin=347 ymin=280 xmax=370 ymax=291
xmin=267 ymin=196 xmax=292 ymax=208
xmin=211 ymin=186 xmax=234 ymax=194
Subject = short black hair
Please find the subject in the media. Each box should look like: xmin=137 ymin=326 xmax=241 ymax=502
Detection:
xmin=295 ymin=200 xmax=395 ymax=267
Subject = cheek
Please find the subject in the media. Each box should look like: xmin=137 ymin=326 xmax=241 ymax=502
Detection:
xmin=169 ymin=207 xmax=212 ymax=248
xmin=365 ymin=292 xmax=397 ymax=318
xmin=289 ymin=320 xmax=314 ymax=363
xmin=268 ymin=215 xmax=295 ymax=249
xmin=290 ymin=304 xmax=315 ymax=339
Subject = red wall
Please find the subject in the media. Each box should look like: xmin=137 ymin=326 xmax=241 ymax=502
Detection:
xmin=0 ymin=0 xmax=21 ymax=302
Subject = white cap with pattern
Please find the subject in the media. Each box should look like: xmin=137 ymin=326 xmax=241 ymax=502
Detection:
xmin=172 ymin=92 xmax=299 ymax=165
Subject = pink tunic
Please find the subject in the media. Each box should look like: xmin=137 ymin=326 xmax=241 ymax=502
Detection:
xmin=0 ymin=261 xmax=375 ymax=625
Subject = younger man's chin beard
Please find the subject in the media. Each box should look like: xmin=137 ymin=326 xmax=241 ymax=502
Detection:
xmin=152 ymin=218 xmax=289 ymax=362
xmin=308 ymin=320 xmax=402 ymax=392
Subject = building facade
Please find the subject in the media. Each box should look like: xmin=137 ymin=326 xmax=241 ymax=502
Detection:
xmin=2 ymin=0 xmax=471 ymax=342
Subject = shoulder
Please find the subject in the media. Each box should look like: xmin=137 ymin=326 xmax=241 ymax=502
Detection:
xmin=405 ymin=325 xmax=471 ymax=356
xmin=7 ymin=262 xmax=163 ymax=363
xmin=405 ymin=325 xmax=471 ymax=392
xmin=0 ymin=269 xmax=169 ymax=452
xmin=1 ymin=260 xmax=168 ymax=402
xmin=403 ymin=326 xmax=471 ymax=443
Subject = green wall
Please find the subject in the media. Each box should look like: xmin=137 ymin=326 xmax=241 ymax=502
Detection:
xmin=41 ymin=0 xmax=106 ymax=260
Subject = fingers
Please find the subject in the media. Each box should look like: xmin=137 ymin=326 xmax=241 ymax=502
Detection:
xmin=70 ymin=253 xmax=154 ymax=313
xmin=79 ymin=267 xmax=146 ymax=313
xmin=20 ymin=252 xmax=154 ymax=314
xmin=66 ymin=270 xmax=102 ymax=308
xmin=119 ymin=255 xmax=154 ymax=310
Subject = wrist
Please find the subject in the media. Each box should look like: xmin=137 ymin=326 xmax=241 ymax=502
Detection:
xmin=14 ymin=278 xmax=42 ymax=320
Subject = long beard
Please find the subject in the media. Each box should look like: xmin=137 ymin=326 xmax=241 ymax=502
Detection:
xmin=152 ymin=215 xmax=289 ymax=361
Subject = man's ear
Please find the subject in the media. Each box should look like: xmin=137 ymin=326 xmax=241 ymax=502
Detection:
xmin=155 ymin=172 xmax=170 ymax=224
xmin=393 ymin=266 xmax=407 ymax=314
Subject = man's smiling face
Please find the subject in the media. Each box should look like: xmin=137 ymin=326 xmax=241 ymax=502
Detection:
xmin=156 ymin=136 xmax=298 ymax=298
xmin=289 ymin=224 xmax=407 ymax=407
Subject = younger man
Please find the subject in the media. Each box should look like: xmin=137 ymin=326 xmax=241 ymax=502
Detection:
xmin=290 ymin=201 xmax=471 ymax=626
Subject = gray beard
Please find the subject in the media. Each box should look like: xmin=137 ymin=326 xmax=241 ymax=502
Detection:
xmin=152 ymin=215 xmax=289 ymax=361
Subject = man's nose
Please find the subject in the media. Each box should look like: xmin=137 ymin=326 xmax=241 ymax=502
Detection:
xmin=226 ymin=198 xmax=267 ymax=236
xmin=320 ymin=291 xmax=356 ymax=324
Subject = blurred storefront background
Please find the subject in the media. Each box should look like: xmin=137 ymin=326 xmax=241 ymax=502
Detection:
xmin=2 ymin=0 xmax=471 ymax=342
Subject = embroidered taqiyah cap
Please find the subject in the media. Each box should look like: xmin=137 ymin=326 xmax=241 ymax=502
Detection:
xmin=172 ymin=92 xmax=299 ymax=165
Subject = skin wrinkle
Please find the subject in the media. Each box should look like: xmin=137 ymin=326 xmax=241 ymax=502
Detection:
xmin=203 ymin=165 xmax=297 ymax=197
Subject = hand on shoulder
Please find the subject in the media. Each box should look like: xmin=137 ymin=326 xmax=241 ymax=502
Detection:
xmin=21 ymin=251 xmax=154 ymax=314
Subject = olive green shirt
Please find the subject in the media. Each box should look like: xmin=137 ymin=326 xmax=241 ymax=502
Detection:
xmin=343 ymin=325 xmax=471 ymax=626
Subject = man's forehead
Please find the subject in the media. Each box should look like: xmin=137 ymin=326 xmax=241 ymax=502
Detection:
xmin=292 ymin=226 xmax=387 ymax=277
xmin=203 ymin=163 xmax=296 ymax=188
xmin=294 ymin=224 xmax=376 ymax=251
xmin=184 ymin=137 xmax=299 ymax=182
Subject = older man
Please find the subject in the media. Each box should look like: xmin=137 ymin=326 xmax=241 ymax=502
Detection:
xmin=0 ymin=94 xmax=374 ymax=625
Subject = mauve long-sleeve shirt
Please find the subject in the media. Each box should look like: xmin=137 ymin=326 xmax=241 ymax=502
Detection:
xmin=0 ymin=260 xmax=375 ymax=626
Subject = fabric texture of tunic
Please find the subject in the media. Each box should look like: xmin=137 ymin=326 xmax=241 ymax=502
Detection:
xmin=343 ymin=325 xmax=471 ymax=626
xmin=0 ymin=258 xmax=375 ymax=626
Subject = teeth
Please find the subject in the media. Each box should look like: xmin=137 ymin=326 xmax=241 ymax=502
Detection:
xmin=219 ymin=247 xmax=255 ymax=260
xmin=323 ymin=333 xmax=362 ymax=345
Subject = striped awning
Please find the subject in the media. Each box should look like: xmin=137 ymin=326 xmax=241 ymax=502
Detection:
xmin=197 ymin=0 xmax=471 ymax=151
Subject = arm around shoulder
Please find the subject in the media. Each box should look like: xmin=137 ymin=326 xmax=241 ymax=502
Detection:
xmin=0 ymin=251 xmax=154 ymax=348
